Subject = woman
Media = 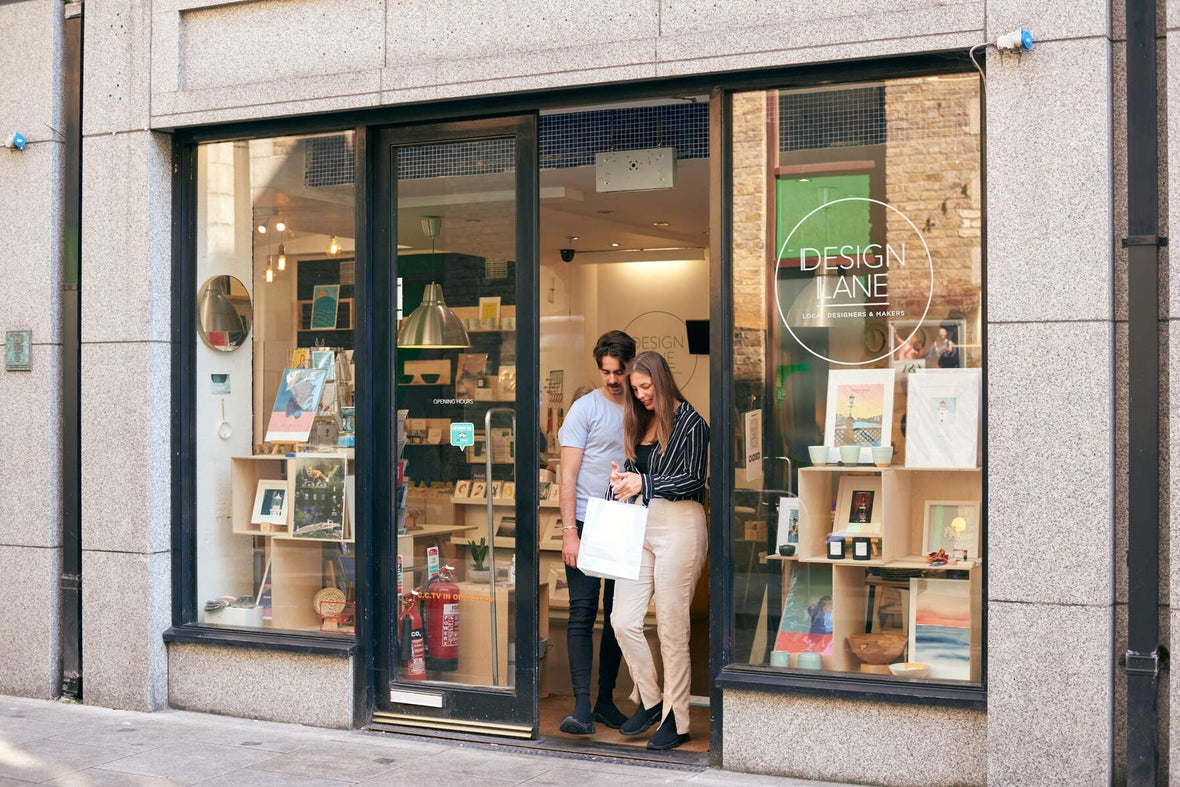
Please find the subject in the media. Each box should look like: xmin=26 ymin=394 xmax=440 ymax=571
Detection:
xmin=607 ymin=351 xmax=709 ymax=751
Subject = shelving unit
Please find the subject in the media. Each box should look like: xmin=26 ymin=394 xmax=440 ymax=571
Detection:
xmin=769 ymin=465 xmax=983 ymax=677
xmin=226 ymin=455 xmax=355 ymax=633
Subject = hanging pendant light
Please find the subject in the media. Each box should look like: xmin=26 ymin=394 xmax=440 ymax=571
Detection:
xmin=397 ymin=282 xmax=471 ymax=348
xmin=265 ymin=256 xmax=274 ymax=283
xmin=327 ymin=235 xmax=341 ymax=256
xmin=276 ymin=242 xmax=287 ymax=271
xmin=396 ymin=215 xmax=470 ymax=348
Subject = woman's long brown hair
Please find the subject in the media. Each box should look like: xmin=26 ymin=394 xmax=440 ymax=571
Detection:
xmin=622 ymin=351 xmax=685 ymax=460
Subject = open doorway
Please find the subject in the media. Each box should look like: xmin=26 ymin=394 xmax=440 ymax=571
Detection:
xmin=536 ymin=96 xmax=712 ymax=756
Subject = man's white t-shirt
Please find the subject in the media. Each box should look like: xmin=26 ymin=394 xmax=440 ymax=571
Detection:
xmin=557 ymin=388 xmax=625 ymax=522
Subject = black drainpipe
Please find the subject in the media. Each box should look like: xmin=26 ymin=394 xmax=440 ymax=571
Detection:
xmin=1124 ymin=0 xmax=1165 ymax=782
xmin=60 ymin=1 xmax=83 ymax=700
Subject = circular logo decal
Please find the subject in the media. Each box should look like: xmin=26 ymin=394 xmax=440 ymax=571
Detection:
xmin=624 ymin=310 xmax=699 ymax=388
xmin=773 ymin=197 xmax=933 ymax=366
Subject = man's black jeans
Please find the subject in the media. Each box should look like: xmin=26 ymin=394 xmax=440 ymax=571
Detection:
xmin=564 ymin=519 xmax=623 ymax=699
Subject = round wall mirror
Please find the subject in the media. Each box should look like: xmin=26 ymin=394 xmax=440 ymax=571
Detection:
xmin=197 ymin=275 xmax=253 ymax=352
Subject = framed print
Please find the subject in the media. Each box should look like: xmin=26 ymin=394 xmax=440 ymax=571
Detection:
xmin=291 ymin=347 xmax=311 ymax=369
xmin=310 ymin=284 xmax=341 ymax=329
xmin=495 ymin=513 xmax=517 ymax=539
xmin=453 ymin=480 xmax=472 ymax=498
xmin=775 ymin=497 xmax=800 ymax=549
xmin=824 ymin=369 xmax=895 ymax=464
xmin=909 ymin=577 xmax=972 ymax=680
xmin=479 ymin=296 xmax=502 ymax=329
xmin=311 ymin=349 xmax=336 ymax=378
xmin=889 ymin=320 xmax=929 ymax=361
xmin=905 ymin=368 xmax=981 ymax=468
xmin=489 ymin=481 xmax=504 ymax=500
xmin=455 ymin=353 xmax=488 ymax=399
xmin=500 ymin=481 xmax=516 ymax=500
xmin=834 ymin=475 xmax=883 ymax=536
xmin=251 ymin=480 xmax=289 ymax=526
xmin=545 ymin=482 xmax=561 ymax=502
xmin=470 ymin=481 xmax=488 ymax=500
xmin=265 ymin=368 xmax=327 ymax=443
xmin=922 ymin=500 xmax=981 ymax=560
xmin=498 ymin=365 xmax=517 ymax=397
xmin=291 ymin=453 xmax=347 ymax=539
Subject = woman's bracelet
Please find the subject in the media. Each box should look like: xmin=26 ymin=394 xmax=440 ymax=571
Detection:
xmin=562 ymin=525 xmax=578 ymax=531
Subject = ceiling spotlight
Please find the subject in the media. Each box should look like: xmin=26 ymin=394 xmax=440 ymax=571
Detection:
xmin=275 ymin=221 xmax=286 ymax=232
xmin=652 ymin=221 xmax=669 ymax=227
xmin=611 ymin=242 xmax=620 ymax=247
xmin=256 ymin=224 xmax=267 ymax=234
xmin=570 ymin=236 xmax=580 ymax=241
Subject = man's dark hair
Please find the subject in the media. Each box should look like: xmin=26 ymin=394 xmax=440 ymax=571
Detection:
xmin=593 ymin=330 xmax=636 ymax=368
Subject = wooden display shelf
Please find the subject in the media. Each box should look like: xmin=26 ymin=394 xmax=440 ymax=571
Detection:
xmin=781 ymin=465 xmax=984 ymax=678
xmin=231 ymin=455 xmax=288 ymax=534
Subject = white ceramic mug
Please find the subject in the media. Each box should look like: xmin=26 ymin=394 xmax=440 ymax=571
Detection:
xmin=769 ymin=651 xmax=791 ymax=668
xmin=808 ymin=445 xmax=828 ymax=466
xmin=872 ymin=445 xmax=894 ymax=467
xmin=839 ymin=445 xmax=861 ymax=465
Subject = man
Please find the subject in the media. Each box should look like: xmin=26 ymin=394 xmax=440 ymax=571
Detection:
xmin=556 ymin=330 xmax=636 ymax=735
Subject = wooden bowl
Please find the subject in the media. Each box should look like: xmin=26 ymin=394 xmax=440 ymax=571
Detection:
xmin=846 ymin=633 xmax=907 ymax=665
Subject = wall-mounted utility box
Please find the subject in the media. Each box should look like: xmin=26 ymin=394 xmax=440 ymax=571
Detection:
xmin=596 ymin=147 xmax=677 ymax=192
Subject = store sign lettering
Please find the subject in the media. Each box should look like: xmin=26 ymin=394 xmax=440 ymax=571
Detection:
xmin=774 ymin=197 xmax=933 ymax=367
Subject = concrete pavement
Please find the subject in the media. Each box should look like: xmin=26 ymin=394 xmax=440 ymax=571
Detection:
xmin=0 ymin=695 xmax=856 ymax=786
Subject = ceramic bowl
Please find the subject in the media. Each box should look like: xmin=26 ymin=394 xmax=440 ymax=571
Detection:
xmin=888 ymin=661 xmax=932 ymax=678
xmin=420 ymin=373 xmax=441 ymax=384
xmin=846 ymin=633 xmax=907 ymax=665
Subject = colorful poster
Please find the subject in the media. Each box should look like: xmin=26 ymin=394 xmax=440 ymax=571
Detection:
xmin=265 ymin=368 xmax=327 ymax=443
xmin=774 ymin=564 xmax=833 ymax=655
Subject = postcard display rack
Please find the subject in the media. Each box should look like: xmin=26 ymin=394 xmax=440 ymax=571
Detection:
xmin=770 ymin=465 xmax=983 ymax=680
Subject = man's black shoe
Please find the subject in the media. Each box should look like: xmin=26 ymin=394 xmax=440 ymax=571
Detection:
xmin=559 ymin=714 xmax=596 ymax=735
xmin=592 ymin=699 xmax=628 ymax=729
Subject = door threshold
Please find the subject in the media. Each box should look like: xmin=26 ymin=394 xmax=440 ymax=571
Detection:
xmin=364 ymin=720 xmax=708 ymax=769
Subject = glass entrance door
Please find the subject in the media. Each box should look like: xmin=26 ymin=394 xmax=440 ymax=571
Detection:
xmin=374 ymin=117 xmax=540 ymax=734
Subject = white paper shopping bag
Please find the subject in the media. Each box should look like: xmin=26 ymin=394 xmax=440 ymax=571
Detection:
xmin=576 ymin=496 xmax=648 ymax=581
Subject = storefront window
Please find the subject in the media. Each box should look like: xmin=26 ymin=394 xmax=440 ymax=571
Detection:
xmin=194 ymin=133 xmax=357 ymax=637
xmin=729 ymin=77 xmax=982 ymax=684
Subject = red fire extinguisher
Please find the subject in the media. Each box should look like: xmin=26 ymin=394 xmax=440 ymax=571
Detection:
xmin=422 ymin=564 xmax=460 ymax=671
xmin=398 ymin=590 xmax=426 ymax=681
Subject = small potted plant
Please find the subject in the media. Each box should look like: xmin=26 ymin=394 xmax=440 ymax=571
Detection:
xmin=467 ymin=537 xmax=490 ymax=581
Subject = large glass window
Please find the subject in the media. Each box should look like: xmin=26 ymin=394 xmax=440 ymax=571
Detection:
xmin=729 ymin=76 xmax=983 ymax=685
xmin=194 ymin=133 xmax=357 ymax=637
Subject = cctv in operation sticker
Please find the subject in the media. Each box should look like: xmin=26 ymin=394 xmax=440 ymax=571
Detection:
xmin=773 ymin=197 xmax=934 ymax=367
